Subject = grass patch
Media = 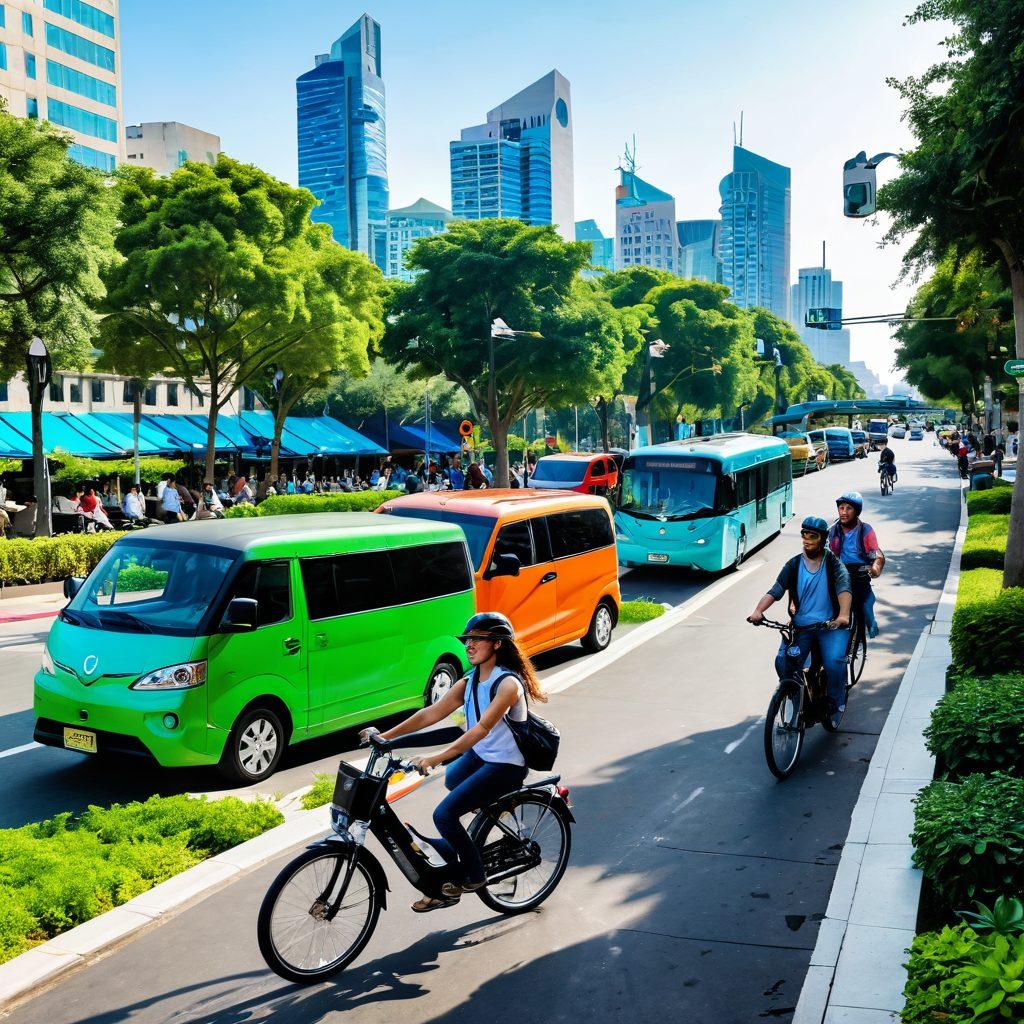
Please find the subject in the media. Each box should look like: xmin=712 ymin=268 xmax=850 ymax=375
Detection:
xmin=301 ymin=774 xmax=334 ymax=810
xmin=961 ymin=513 xmax=1009 ymax=571
xmin=0 ymin=794 xmax=283 ymax=964
xmin=618 ymin=599 xmax=666 ymax=624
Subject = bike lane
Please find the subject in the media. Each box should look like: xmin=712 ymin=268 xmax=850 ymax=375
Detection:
xmin=6 ymin=443 xmax=961 ymax=1024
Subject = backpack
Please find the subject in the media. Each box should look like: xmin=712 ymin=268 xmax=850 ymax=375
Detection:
xmin=469 ymin=668 xmax=560 ymax=771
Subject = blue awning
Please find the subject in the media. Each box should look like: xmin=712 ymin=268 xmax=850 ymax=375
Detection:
xmin=289 ymin=416 xmax=387 ymax=457
xmin=359 ymin=417 xmax=460 ymax=454
xmin=0 ymin=413 xmax=125 ymax=458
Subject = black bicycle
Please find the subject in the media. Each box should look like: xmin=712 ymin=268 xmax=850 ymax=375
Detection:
xmin=257 ymin=731 xmax=574 ymax=983
xmin=879 ymin=461 xmax=895 ymax=496
xmin=846 ymin=564 xmax=872 ymax=689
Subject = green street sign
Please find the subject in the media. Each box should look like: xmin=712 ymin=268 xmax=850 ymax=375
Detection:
xmin=1006 ymin=359 xmax=1024 ymax=377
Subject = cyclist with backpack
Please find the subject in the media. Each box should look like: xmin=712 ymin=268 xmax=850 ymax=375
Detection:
xmin=360 ymin=612 xmax=548 ymax=912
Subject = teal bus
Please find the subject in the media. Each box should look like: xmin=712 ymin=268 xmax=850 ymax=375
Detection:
xmin=614 ymin=433 xmax=794 ymax=571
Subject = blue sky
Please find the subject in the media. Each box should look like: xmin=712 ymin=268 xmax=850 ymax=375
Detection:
xmin=121 ymin=0 xmax=948 ymax=383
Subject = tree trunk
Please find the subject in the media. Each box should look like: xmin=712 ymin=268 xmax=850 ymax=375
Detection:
xmin=30 ymin=389 xmax=51 ymax=537
xmin=596 ymin=397 xmax=610 ymax=453
xmin=269 ymin=407 xmax=285 ymax=493
xmin=491 ymin=418 xmax=510 ymax=488
xmin=204 ymin=394 xmax=220 ymax=485
xmin=997 ymin=240 xmax=1024 ymax=589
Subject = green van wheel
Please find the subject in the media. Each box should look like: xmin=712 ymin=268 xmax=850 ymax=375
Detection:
xmin=426 ymin=660 xmax=461 ymax=706
xmin=219 ymin=706 xmax=286 ymax=783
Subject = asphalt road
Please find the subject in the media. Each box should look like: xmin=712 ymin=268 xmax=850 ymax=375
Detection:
xmin=5 ymin=436 xmax=961 ymax=1024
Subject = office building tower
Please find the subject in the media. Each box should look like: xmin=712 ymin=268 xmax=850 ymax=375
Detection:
xmin=718 ymin=145 xmax=791 ymax=320
xmin=384 ymin=198 xmax=451 ymax=281
xmin=575 ymin=219 xmax=614 ymax=276
xmin=450 ymin=70 xmax=573 ymax=239
xmin=791 ymin=265 xmax=850 ymax=365
xmin=0 ymin=0 xmax=123 ymax=171
xmin=677 ymin=219 xmax=722 ymax=283
xmin=615 ymin=165 xmax=677 ymax=272
xmin=297 ymin=13 xmax=388 ymax=268
xmin=125 ymin=121 xmax=220 ymax=175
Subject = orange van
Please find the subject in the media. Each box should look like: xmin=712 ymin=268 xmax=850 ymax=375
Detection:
xmin=377 ymin=490 xmax=620 ymax=658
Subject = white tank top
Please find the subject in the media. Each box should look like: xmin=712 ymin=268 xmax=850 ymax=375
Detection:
xmin=465 ymin=664 xmax=528 ymax=766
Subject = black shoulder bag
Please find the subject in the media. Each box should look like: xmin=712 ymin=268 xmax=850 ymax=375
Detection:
xmin=470 ymin=668 xmax=560 ymax=771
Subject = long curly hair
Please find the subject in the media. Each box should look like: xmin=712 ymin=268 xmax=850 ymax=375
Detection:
xmin=494 ymin=636 xmax=546 ymax=703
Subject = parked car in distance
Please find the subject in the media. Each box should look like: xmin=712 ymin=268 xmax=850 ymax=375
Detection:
xmin=850 ymin=430 xmax=871 ymax=459
xmin=909 ymin=425 xmax=924 ymax=440
xmin=867 ymin=419 xmax=890 ymax=448
xmin=781 ymin=431 xmax=827 ymax=473
xmin=891 ymin=424 xmax=907 ymax=439
xmin=378 ymin=489 xmax=621 ymax=660
xmin=809 ymin=427 xmax=857 ymax=461
xmin=527 ymin=453 xmax=619 ymax=495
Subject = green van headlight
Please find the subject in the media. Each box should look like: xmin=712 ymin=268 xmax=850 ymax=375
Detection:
xmin=131 ymin=661 xmax=208 ymax=691
xmin=41 ymin=648 xmax=55 ymax=676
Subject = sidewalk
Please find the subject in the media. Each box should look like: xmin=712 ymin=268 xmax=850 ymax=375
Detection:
xmin=0 ymin=584 xmax=65 ymax=624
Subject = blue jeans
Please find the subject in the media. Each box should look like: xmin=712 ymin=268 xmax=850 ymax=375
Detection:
xmin=431 ymin=749 xmax=527 ymax=885
xmin=775 ymin=624 xmax=851 ymax=709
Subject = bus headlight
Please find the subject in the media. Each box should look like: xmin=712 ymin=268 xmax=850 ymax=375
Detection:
xmin=131 ymin=661 xmax=207 ymax=690
xmin=41 ymin=648 xmax=55 ymax=676
xmin=615 ymin=526 xmax=630 ymax=541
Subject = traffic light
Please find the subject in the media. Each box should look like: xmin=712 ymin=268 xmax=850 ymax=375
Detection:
xmin=805 ymin=307 xmax=843 ymax=330
xmin=843 ymin=151 xmax=897 ymax=218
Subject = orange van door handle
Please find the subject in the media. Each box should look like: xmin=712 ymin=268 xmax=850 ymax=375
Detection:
xmin=540 ymin=572 xmax=557 ymax=584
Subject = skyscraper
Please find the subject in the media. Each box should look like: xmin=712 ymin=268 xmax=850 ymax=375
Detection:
xmin=615 ymin=165 xmax=677 ymax=273
xmin=677 ymin=219 xmax=722 ymax=283
xmin=791 ymin=265 xmax=850 ymax=365
xmin=0 ymin=0 xmax=123 ymax=171
xmin=297 ymin=14 xmax=388 ymax=268
xmin=125 ymin=122 xmax=220 ymax=176
xmin=384 ymin=198 xmax=451 ymax=281
xmin=575 ymin=219 xmax=615 ymax=276
xmin=450 ymin=70 xmax=573 ymax=239
xmin=718 ymin=146 xmax=791 ymax=320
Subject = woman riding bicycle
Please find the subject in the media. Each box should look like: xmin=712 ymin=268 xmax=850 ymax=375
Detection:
xmin=360 ymin=611 xmax=543 ymax=913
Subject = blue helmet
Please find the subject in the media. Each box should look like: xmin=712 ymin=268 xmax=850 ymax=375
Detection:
xmin=836 ymin=491 xmax=864 ymax=515
xmin=801 ymin=515 xmax=830 ymax=538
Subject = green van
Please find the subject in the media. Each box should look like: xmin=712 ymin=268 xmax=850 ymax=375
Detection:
xmin=34 ymin=514 xmax=473 ymax=782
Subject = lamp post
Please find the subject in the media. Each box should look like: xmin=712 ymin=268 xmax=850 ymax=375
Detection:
xmin=27 ymin=337 xmax=53 ymax=537
xmin=635 ymin=338 xmax=669 ymax=449
xmin=489 ymin=319 xmax=543 ymax=486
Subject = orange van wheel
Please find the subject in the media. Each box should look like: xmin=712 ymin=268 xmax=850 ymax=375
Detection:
xmin=581 ymin=601 xmax=615 ymax=653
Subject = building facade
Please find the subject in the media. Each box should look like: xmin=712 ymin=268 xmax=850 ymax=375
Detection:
xmin=125 ymin=121 xmax=221 ymax=175
xmin=575 ymin=219 xmax=615 ymax=276
xmin=615 ymin=169 xmax=678 ymax=273
xmin=384 ymin=198 xmax=451 ymax=281
xmin=791 ymin=265 xmax=851 ymax=365
xmin=297 ymin=13 xmax=388 ymax=269
xmin=450 ymin=70 xmax=573 ymax=240
xmin=677 ymin=219 xmax=722 ymax=283
xmin=0 ymin=0 xmax=123 ymax=171
xmin=718 ymin=146 xmax=791 ymax=320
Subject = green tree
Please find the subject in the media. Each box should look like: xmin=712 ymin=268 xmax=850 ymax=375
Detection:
xmin=100 ymin=158 xmax=382 ymax=481
xmin=877 ymin=0 xmax=1024 ymax=586
xmin=382 ymin=219 xmax=630 ymax=485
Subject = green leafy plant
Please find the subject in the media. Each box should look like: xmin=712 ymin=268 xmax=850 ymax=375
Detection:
xmin=222 ymin=503 xmax=260 ymax=519
xmin=226 ymin=491 xmax=403 ymax=518
xmin=0 ymin=533 xmax=124 ymax=586
xmin=301 ymin=774 xmax=334 ymax=810
xmin=912 ymin=774 xmax=1024 ymax=912
xmin=48 ymin=451 xmax=185 ymax=489
xmin=926 ymin=674 xmax=1024 ymax=778
xmin=618 ymin=599 xmax=666 ymax=624
xmin=962 ymin=513 xmax=1010 ymax=571
xmin=950 ymin=569 xmax=1024 ymax=675
xmin=960 ymin=896 xmax=1024 ymax=936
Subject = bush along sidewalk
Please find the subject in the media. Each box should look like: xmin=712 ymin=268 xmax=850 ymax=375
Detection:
xmin=0 ymin=794 xmax=283 ymax=965
xmin=224 ymin=490 xmax=402 ymax=518
xmin=0 ymin=532 xmax=125 ymax=587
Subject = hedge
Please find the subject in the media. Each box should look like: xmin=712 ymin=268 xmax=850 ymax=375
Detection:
xmin=950 ymin=568 xmax=1024 ymax=676
xmin=48 ymin=450 xmax=185 ymax=489
xmin=0 ymin=532 xmax=124 ymax=587
xmin=224 ymin=491 xmax=402 ymax=518
xmin=960 ymin=513 xmax=1009 ymax=571
xmin=0 ymin=794 xmax=282 ymax=964
xmin=912 ymin=774 xmax=1024 ymax=913
xmin=925 ymin=674 xmax=1024 ymax=779
xmin=967 ymin=479 xmax=1013 ymax=516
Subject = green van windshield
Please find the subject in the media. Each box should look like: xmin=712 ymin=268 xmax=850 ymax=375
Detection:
xmin=64 ymin=540 xmax=235 ymax=636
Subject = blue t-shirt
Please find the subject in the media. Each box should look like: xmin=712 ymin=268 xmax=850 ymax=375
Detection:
xmin=794 ymin=557 xmax=832 ymax=626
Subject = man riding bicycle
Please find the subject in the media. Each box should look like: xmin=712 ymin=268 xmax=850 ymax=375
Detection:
xmin=877 ymin=444 xmax=897 ymax=483
xmin=827 ymin=491 xmax=885 ymax=638
xmin=748 ymin=516 xmax=852 ymax=727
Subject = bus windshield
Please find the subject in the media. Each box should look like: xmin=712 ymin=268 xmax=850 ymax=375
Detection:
xmin=618 ymin=455 xmax=727 ymax=520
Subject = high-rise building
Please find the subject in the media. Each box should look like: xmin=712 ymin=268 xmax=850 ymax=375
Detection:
xmin=0 ymin=0 xmax=123 ymax=171
xmin=297 ymin=13 xmax=388 ymax=268
xmin=384 ymin=198 xmax=451 ymax=281
xmin=718 ymin=145 xmax=791 ymax=320
xmin=450 ymin=70 xmax=573 ymax=239
xmin=791 ymin=265 xmax=850 ymax=365
xmin=575 ymin=219 xmax=614 ymax=276
xmin=615 ymin=167 xmax=677 ymax=273
xmin=125 ymin=121 xmax=220 ymax=175
xmin=677 ymin=219 xmax=722 ymax=283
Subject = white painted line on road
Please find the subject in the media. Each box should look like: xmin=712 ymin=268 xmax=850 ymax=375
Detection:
xmin=677 ymin=787 xmax=704 ymax=810
xmin=724 ymin=720 xmax=761 ymax=755
xmin=0 ymin=742 xmax=42 ymax=760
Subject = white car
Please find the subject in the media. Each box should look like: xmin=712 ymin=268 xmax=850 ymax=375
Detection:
xmin=909 ymin=426 xmax=924 ymax=440
xmin=891 ymin=424 xmax=907 ymax=439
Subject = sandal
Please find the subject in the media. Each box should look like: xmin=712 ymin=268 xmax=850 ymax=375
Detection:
xmin=411 ymin=895 xmax=460 ymax=913
xmin=441 ymin=879 xmax=485 ymax=898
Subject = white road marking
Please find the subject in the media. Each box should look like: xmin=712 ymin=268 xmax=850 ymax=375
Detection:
xmin=724 ymin=720 xmax=762 ymax=754
xmin=0 ymin=742 xmax=42 ymax=760
xmin=677 ymin=786 xmax=704 ymax=810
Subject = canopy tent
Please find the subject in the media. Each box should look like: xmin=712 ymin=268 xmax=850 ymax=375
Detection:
xmin=236 ymin=412 xmax=386 ymax=457
xmin=359 ymin=416 xmax=461 ymax=455
xmin=0 ymin=412 xmax=126 ymax=458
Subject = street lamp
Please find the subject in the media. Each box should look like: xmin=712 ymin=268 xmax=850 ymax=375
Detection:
xmin=489 ymin=319 xmax=543 ymax=485
xmin=634 ymin=338 xmax=669 ymax=449
xmin=27 ymin=337 xmax=53 ymax=537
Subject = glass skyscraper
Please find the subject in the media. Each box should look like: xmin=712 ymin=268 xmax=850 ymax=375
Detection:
xmin=718 ymin=146 xmax=791 ymax=320
xmin=677 ymin=219 xmax=723 ymax=283
xmin=575 ymin=219 xmax=615 ymax=277
xmin=385 ymin=198 xmax=451 ymax=282
xmin=297 ymin=14 xmax=388 ymax=269
xmin=615 ymin=169 xmax=678 ymax=273
xmin=450 ymin=70 xmax=574 ymax=240
xmin=791 ymin=265 xmax=851 ymax=366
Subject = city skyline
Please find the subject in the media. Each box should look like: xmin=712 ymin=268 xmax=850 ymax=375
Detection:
xmin=119 ymin=0 xmax=950 ymax=384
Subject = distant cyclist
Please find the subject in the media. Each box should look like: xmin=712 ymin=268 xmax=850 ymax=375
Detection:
xmin=827 ymin=491 xmax=885 ymax=638
xmin=878 ymin=444 xmax=897 ymax=483
xmin=748 ymin=516 xmax=852 ymax=727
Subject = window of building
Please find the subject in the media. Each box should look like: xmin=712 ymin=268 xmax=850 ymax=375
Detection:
xmin=43 ymin=0 xmax=116 ymax=39
xmin=67 ymin=143 xmax=115 ymax=172
xmin=0 ymin=381 xmax=8 ymax=403
xmin=90 ymin=378 xmax=105 ymax=403
xmin=0 ymin=6 xmax=5 ymax=29
xmin=49 ymin=378 xmax=64 ymax=402
xmin=242 ymin=386 xmax=256 ymax=412
xmin=45 ymin=23 xmax=116 ymax=72
xmin=46 ymin=59 xmax=116 ymax=106
xmin=26 ymin=96 xmax=38 ymax=119
xmin=0 ymin=42 xmax=6 ymax=71
xmin=143 ymin=384 xmax=157 ymax=406
xmin=122 ymin=379 xmax=137 ymax=404
xmin=24 ymin=52 xmax=36 ymax=78
xmin=69 ymin=380 xmax=82 ymax=404
xmin=47 ymin=98 xmax=117 ymax=142
xmin=22 ymin=10 xmax=33 ymax=35
xmin=166 ymin=383 xmax=178 ymax=407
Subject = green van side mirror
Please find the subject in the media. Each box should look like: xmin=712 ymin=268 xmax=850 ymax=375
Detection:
xmin=63 ymin=577 xmax=84 ymax=600
xmin=222 ymin=597 xmax=259 ymax=632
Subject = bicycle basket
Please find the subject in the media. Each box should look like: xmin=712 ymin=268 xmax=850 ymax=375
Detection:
xmin=331 ymin=762 xmax=381 ymax=823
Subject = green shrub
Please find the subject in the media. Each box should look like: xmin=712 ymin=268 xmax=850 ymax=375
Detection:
xmin=301 ymin=774 xmax=334 ymax=810
xmin=950 ymin=568 xmax=1024 ymax=676
xmin=0 ymin=532 xmax=125 ymax=586
xmin=619 ymin=599 xmax=666 ymax=624
xmin=961 ymin=514 xmax=1009 ymax=571
xmin=48 ymin=450 xmax=185 ymax=489
xmin=115 ymin=564 xmax=168 ymax=593
xmin=926 ymin=675 xmax=1024 ymax=778
xmin=967 ymin=479 xmax=1013 ymax=516
xmin=256 ymin=491 xmax=402 ymax=516
xmin=912 ymin=774 xmax=1024 ymax=912
xmin=223 ymin=503 xmax=260 ymax=519
xmin=0 ymin=794 xmax=282 ymax=964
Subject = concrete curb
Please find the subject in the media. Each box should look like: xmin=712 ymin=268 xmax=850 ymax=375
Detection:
xmin=792 ymin=487 xmax=968 ymax=1024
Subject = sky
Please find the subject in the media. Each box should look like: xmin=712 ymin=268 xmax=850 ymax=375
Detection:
xmin=120 ymin=0 xmax=950 ymax=385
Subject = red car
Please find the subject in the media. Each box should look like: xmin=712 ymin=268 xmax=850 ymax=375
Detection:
xmin=527 ymin=453 xmax=619 ymax=495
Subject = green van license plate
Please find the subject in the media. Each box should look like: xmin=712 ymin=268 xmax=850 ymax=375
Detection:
xmin=647 ymin=553 xmax=669 ymax=563
xmin=63 ymin=727 xmax=97 ymax=754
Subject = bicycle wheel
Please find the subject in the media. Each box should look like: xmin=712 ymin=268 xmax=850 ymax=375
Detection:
xmin=473 ymin=793 xmax=572 ymax=915
xmin=848 ymin=625 xmax=867 ymax=688
xmin=257 ymin=846 xmax=382 ymax=984
xmin=880 ymin=472 xmax=889 ymax=496
xmin=764 ymin=681 xmax=805 ymax=780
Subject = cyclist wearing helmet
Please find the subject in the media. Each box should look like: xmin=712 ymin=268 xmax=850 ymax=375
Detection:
xmin=878 ymin=444 xmax=897 ymax=482
xmin=360 ymin=612 xmax=545 ymax=913
xmin=748 ymin=516 xmax=852 ymax=724
xmin=827 ymin=492 xmax=885 ymax=637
